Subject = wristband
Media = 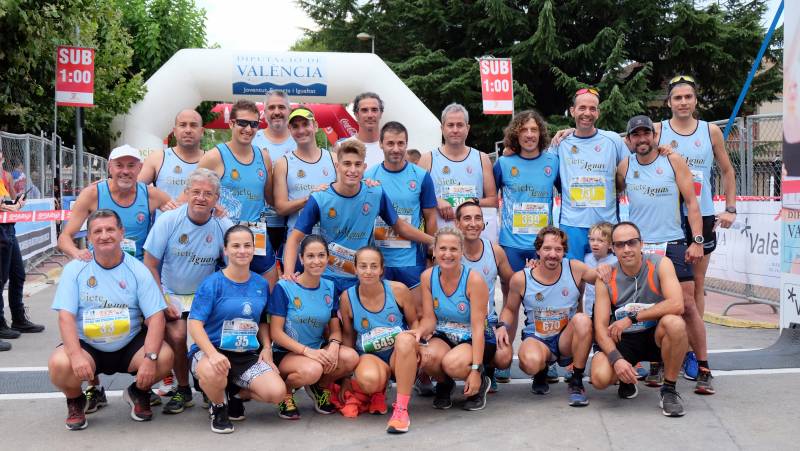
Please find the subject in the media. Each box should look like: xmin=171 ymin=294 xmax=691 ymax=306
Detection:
xmin=329 ymin=338 xmax=341 ymax=345
xmin=607 ymin=349 xmax=623 ymax=366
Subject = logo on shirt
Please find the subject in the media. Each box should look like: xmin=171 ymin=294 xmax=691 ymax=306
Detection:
xmin=433 ymin=297 xmax=440 ymax=310
xmin=206 ymin=234 xmax=213 ymax=243
xmin=535 ymin=292 xmax=544 ymax=302
xmin=670 ymin=140 xmax=678 ymax=149
xmin=324 ymin=294 xmax=332 ymax=306
xmin=257 ymin=169 xmax=265 ymax=180
xmin=361 ymin=318 xmax=370 ymax=329
xmin=293 ymin=297 xmax=302 ymax=309
xmin=594 ymin=144 xmax=602 ymax=152
xmin=119 ymin=280 xmax=127 ymax=289
xmin=656 ymin=167 xmax=664 ymax=175
xmin=179 ymin=234 xmax=189 ymax=244
xmin=87 ymin=276 xmax=97 ymax=288
xmin=387 ymin=313 xmax=397 ymax=323
xmin=544 ymin=166 xmax=552 ymax=176
xmin=571 ymin=145 xmax=578 ymax=154
xmin=297 ymin=169 xmax=306 ymax=178
xmin=361 ymin=203 xmax=371 ymax=215
xmin=231 ymin=168 xmax=241 ymax=180
xmin=328 ymin=208 xmax=337 ymax=219
xmin=482 ymin=266 xmax=490 ymax=275
xmin=173 ymin=165 xmax=182 ymax=174
xmin=510 ymin=166 xmax=519 ymax=177
xmin=322 ymin=168 xmax=330 ymax=177
xmin=442 ymin=165 xmax=450 ymax=175
xmin=242 ymin=302 xmax=253 ymax=316
xmin=695 ymin=139 xmax=702 ymax=147
xmin=562 ymin=288 xmax=570 ymax=297
xmin=136 ymin=212 xmax=146 ymax=224
xmin=633 ymin=171 xmax=639 ymax=178
xmin=408 ymin=180 xmax=417 ymax=191
xmin=457 ymin=302 xmax=467 ymax=312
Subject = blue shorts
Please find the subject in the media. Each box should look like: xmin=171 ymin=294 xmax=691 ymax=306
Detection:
xmin=323 ymin=273 xmax=358 ymax=299
xmin=560 ymin=224 xmax=591 ymax=261
xmin=250 ymin=253 xmax=277 ymax=275
xmin=501 ymin=246 xmax=539 ymax=272
xmin=665 ymin=240 xmax=694 ymax=282
xmin=522 ymin=331 xmax=573 ymax=367
xmin=383 ymin=265 xmax=425 ymax=289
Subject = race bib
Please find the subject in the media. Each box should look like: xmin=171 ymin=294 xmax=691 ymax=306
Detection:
xmin=436 ymin=320 xmax=471 ymax=344
xmin=690 ymin=170 xmax=703 ymax=199
xmin=569 ymin=176 xmax=606 ymax=207
xmin=82 ymin=308 xmax=131 ymax=345
xmin=642 ymin=242 xmax=667 ymax=256
xmin=512 ymin=202 xmax=548 ymax=234
xmin=219 ymin=318 xmax=259 ymax=352
xmin=120 ymin=239 xmax=136 ymax=257
xmin=374 ymin=215 xmax=412 ymax=249
xmin=165 ymin=293 xmax=194 ymax=313
xmin=360 ymin=326 xmax=403 ymax=354
xmin=443 ymin=185 xmax=478 ymax=207
xmin=328 ymin=242 xmax=357 ymax=274
xmin=239 ymin=221 xmax=267 ymax=256
xmin=533 ymin=309 xmax=569 ymax=338
xmin=615 ymin=303 xmax=657 ymax=333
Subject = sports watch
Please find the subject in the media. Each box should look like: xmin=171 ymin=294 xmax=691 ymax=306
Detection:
xmin=145 ymin=352 xmax=158 ymax=361
xmin=693 ymin=235 xmax=705 ymax=245
xmin=470 ymin=364 xmax=484 ymax=372
xmin=725 ymin=206 xmax=737 ymax=214
xmin=628 ymin=311 xmax=639 ymax=324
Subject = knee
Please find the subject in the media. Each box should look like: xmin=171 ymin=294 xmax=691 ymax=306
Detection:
xmin=573 ymin=313 xmax=593 ymax=336
xmin=166 ymin=327 xmax=187 ymax=349
xmin=296 ymin=363 xmax=324 ymax=384
xmin=338 ymin=347 xmax=360 ymax=372
xmin=157 ymin=345 xmax=174 ymax=372
xmin=256 ymin=377 xmax=286 ymax=404
xmin=48 ymin=350 xmax=73 ymax=378
xmin=518 ymin=349 xmax=545 ymax=374
xmin=661 ymin=314 xmax=687 ymax=336
xmin=355 ymin=367 xmax=385 ymax=394
xmin=198 ymin=363 xmax=226 ymax=387
xmin=589 ymin=355 xmax=613 ymax=389
xmin=494 ymin=347 xmax=513 ymax=369
xmin=394 ymin=333 xmax=416 ymax=355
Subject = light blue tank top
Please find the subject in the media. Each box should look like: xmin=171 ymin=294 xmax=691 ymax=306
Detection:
xmin=625 ymin=154 xmax=684 ymax=242
xmin=462 ymin=239 xmax=498 ymax=323
xmin=429 ymin=147 xmax=484 ymax=208
xmin=155 ymin=148 xmax=199 ymax=200
xmin=252 ymin=132 xmax=297 ymax=227
xmin=347 ymin=280 xmax=407 ymax=360
xmin=431 ymin=264 xmax=475 ymax=342
xmin=285 ymin=150 xmax=336 ymax=230
xmin=495 ymin=152 xmax=559 ymax=249
xmin=272 ymin=278 xmax=336 ymax=351
xmin=521 ymin=258 xmax=581 ymax=338
xmin=658 ymin=120 xmax=715 ymax=216
xmin=557 ymin=130 xmax=627 ymax=227
xmin=217 ymin=143 xmax=268 ymax=223
xmin=97 ymin=181 xmax=151 ymax=261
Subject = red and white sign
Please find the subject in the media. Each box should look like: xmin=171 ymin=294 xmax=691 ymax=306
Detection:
xmin=0 ymin=209 xmax=71 ymax=224
xmin=55 ymin=46 xmax=95 ymax=107
xmin=479 ymin=58 xmax=513 ymax=115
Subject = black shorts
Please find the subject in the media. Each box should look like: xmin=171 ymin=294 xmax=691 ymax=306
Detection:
xmin=431 ymin=332 xmax=497 ymax=366
xmin=272 ymin=349 xmax=289 ymax=367
xmin=190 ymin=349 xmax=273 ymax=389
xmin=665 ymin=240 xmax=694 ymax=282
xmin=616 ymin=328 xmax=662 ymax=365
xmin=683 ymin=215 xmax=717 ymax=255
xmin=72 ymin=330 xmax=147 ymax=376
xmin=267 ymin=226 xmax=287 ymax=259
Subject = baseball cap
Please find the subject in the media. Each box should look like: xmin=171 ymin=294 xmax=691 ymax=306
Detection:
xmin=288 ymin=107 xmax=315 ymax=123
xmin=108 ymin=144 xmax=142 ymax=161
xmin=626 ymin=115 xmax=654 ymax=135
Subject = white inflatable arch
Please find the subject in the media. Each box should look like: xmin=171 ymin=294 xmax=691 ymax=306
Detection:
xmin=112 ymin=49 xmax=441 ymax=153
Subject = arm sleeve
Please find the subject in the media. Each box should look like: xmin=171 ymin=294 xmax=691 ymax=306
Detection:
xmin=136 ymin=263 xmax=167 ymax=318
xmin=293 ymin=196 xmax=321 ymax=235
xmin=267 ymin=283 xmax=289 ymax=317
xmin=51 ymin=263 xmax=80 ymax=313
xmin=378 ymin=190 xmax=399 ymax=226
xmin=493 ymin=160 xmax=503 ymax=190
xmin=142 ymin=213 xmax=170 ymax=260
xmin=188 ymin=276 xmax=215 ymax=322
xmin=420 ymin=173 xmax=438 ymax=209
xmin=614 ymin=135 xmax=629 ymax=163
xmin=329 ymin=282 xmax=339 ymax=317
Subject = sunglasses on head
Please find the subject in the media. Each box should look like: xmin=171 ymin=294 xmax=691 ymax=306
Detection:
xmin=575 ymin=87 xmax=600 ymax=97
xmin=233 ymin=119 xmax=260 ymax=129
xmin=611 ymin=237 xmax=642 ymax=250
xmin=668 ymin=75 xmax=696 ymax=88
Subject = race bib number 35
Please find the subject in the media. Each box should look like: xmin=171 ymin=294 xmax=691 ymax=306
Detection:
xmin=82 ymin=308 xmax=131 ymax=345
xmin=569 ymin=176 xmax=606 ymax=207
xmin=219 ymin=318 xmax=259 ymax=352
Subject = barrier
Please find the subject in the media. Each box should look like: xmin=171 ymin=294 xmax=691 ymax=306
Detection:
xmin=13 ymin=198 xmax=59 ymax=261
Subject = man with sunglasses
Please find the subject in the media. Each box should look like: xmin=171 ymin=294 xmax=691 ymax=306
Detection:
xmin=199 ymin=99 xmax=278 ymax=289
xmin=555 ymin=87 xmax=629 ymax=260
xmin=589 ymin=221 xmax=689 ymax=417
xmin=653 ymin=75 xmax=736 ymax=390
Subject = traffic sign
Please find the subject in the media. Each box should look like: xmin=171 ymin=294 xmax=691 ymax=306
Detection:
xmin=55 ymin=46 xmax=95 ymax=107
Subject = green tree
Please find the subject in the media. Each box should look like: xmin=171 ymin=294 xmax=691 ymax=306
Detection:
xmin=296 ymin=0 xmax=782 ymax=151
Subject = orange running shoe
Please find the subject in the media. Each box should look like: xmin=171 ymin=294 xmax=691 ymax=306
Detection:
xmin=386 ymin=403 xmax=410 ymax=434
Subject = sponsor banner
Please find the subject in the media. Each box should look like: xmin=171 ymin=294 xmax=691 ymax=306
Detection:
xmin=232 ymin=53 xmax=327 ymax=96
xmin=55 ymin=46 xmax=95 ymax=107
xmin=478 ymin=58 xmax=513 ymax=115
xmin=0 ymin=209 xmax=71 ymax=224
xmin=13 ymin=199 xmax=58 ymax=261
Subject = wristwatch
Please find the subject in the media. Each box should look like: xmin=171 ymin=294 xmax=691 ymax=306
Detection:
xmin=725 ymin=206 xmax=737 ymax=214
xmin=495 ymin=321 xmax=506 ymax=330
xmin=693 ymin=234 xmax=705 ymax=245
xmin=145 ymin=352 xmax=158 ymax=361
xmin=470 ymin=364 xmax=484 ymax=372
xmin=628 ymin=311 xmax=639 ymax=324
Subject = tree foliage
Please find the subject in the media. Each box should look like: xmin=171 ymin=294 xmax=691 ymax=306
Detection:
xmin=296 ymin=0 xmax=782 ymax=151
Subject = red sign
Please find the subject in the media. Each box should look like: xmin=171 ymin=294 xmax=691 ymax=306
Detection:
xmin=55 ymin=46 xmax=95 ymax=107
xmin=0 ymin=209 xmax=71 ymax=224
xmin=479 ymin=58 xmax=513 ymax=115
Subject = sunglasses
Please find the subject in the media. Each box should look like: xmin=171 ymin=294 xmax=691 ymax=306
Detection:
xmin=575 ymin=87 xmax=600 ymax=97
xmin=611 ymin=237 xmax=642 ymax=250
xmin=668 ymin=75 xmax=696 ymax=88
xmin=233 ymin=119 xmax=260 ymax=129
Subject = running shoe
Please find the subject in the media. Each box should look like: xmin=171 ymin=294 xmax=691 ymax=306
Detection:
xmin=531 ymin=370 xmax=550 ymax=395
xmin=635 ymin=362 xmax=648 ymax=380
xmin=414 ymin=373 xmax=435 ymax=397
xmin=694 ymin=368 xmax=715 ymax=395
xmin=495 ymin=367 xmax=511 ymax=383
xmin=228 ymin=396 xmax=245 ymax=421
xmin=433 ymin=378 xmax=455 ymax=409
xmin=163 ymin=386 xmax=194 ymax=414
xmin=660 ymin=386 xmax=686 ymax=417
xmin=563 ymin=363 xmax=574 ymax=382
xmin=618 ymin=382 xmax=638 ymax=399
xmin=369 ymin=391 xmax=388 ymax=415
xmin=547 ymin=363 xmax=560 ymax=383
xmin=567 ymin=380 xmax=589 ymax=407
xmin=65 ymin=394 xmax=88 ymax=431
xmin=84 ymin=385 xmax=107 ymax=414
xmin=209 ymin=403 xmax=234 ymax=434
xmin=149 ymin=391 xmax=162 ymax=406
xmin=153 ymin=373 xmax=176 ymax=397
xmin=386 ymin=403 xmax=410 ymax=434
xmin=489 ymin=373 xmax=498 ymax=394
xmin=463 ymin=373 xmax=491 ymax=411
xmin=682 ymin=351 xmax=699 ymax=381
xmin=123 ymin=382 xmax=153 ymax=421
xmin=278 ymin=392 xmax=300 ymax=420
xmin=305 ymin=384 xmax=336 ymax=414
xmin=645 ymin=362 xmax=664 ymax=387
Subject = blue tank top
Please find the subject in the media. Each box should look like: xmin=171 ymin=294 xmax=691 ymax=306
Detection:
xmin=268 ymin=278 xmax=337 ymax=351
xmin=217 ymin=143 xmax=268 ymax=223
xmin=347 ymin=280 xmax=407 ymax=360
xmin=285 ymin=150 xmax=336 ymax=230
xmin=430 ymin=148 xmax=484 ymax=225
xmin=252 ymin=132 xmax=297 ymax=227
xmin=431 ymin=264 xmax=476 ymax=343
xmin=624 ymin=154 xmax=684 ymax=242
xmin=521 ymin=258 xmax=581 ymax=338
xmin=462 ymin=239 xmax=499 ymax=323
xmin=659 ymin=120 xmax=715 ymax=216
xmin=155 ymin=148 xmax=199 ymax=200
xmin=557 ymin=130 xmax=628 ymax=227
xmin=97 ymin=181 xmax=151 ymax=261
xmin=494 ymin=152 xmax=559 ymax=249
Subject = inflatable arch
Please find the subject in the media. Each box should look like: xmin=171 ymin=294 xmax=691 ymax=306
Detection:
xmin=112 ymin=49 xmax=442 ymax=153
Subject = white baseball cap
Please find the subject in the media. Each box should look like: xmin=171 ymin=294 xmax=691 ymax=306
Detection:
xmin=108 ymin=144 xmax=142 ymax=161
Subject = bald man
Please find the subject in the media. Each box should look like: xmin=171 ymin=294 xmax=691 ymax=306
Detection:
xmin=139 ymin=109 xmax=206 ymax=200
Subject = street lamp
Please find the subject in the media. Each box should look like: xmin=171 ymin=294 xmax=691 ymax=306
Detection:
xmin=356 ymin=32 xmax=375 ymax=53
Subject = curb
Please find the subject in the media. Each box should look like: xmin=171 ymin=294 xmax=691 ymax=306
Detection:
xmin=704 ymin=312 xmax=778 ymax=329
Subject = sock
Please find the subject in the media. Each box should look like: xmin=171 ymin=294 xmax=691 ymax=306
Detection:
xmin=571 ymin=367 xmax=585 ymax=383
xmin=697 ymin=360 xmax=709 ymax=370
xmin=395 ymin=394 xmax=410 ymax=410
xmin=662 ymin=379 xmax=677 ymax=391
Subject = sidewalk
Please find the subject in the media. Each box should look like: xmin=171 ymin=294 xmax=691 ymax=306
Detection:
xmin=703 ymin=290 xmax=779 ymax=329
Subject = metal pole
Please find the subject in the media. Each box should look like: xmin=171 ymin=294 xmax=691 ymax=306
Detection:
xmin=737 ymin=117 xmax=746 ymax=196
xmin=23 ymin=135 xmax=31 ymax=187
xmin=74 ymin=25 xmax=84 ymax=191
xmin=746 ymin=116 xmax=754 ymax=196
xmin=371 ymin=37 xmax=375 ymax=54
xmin=38 ymin=134 xmax=45 ymax=195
